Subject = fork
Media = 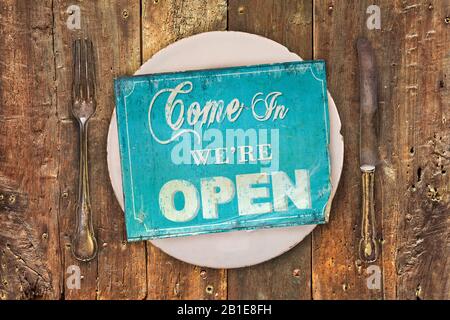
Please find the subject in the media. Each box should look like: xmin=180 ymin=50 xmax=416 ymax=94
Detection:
xmin=71 ymin=38 xmax=98 ymax=262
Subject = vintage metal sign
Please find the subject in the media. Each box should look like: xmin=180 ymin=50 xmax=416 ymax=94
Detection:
xmin=114 ymin=61 xmax=331 ymax=240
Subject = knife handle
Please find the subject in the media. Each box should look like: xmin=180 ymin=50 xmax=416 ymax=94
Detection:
xmin=359 ymin=167 xmax=378 ymax=263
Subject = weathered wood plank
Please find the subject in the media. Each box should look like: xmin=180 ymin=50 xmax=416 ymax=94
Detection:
xmin=53 ymin=0 xmax=146 ymax=299
xmin=147 ymin=247 xmax=227 ymax=300
xmin=0 ymin=0 xmax=62 ymax=299
xmin=378 ymin=0 xmax=449 ymax=300
xmin=312 ymin=0 xmax=384 ymax=300
xmin=142 ymin=0 xmax=228 ymax=300
xmin=313 ymin=0 xmax=449 ymax=300
xmin=227 ymin=0 xmax=313 ymax=300
xmin=142 ymin=0 xmax=228 ymax=56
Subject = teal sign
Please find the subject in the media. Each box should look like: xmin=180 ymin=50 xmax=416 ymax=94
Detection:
xmin=114 ymin=61 xmax=331 ymax=240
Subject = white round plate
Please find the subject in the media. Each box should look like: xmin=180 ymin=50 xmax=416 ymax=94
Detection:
xmin=107 ymin=31 xmax=343 ymax=269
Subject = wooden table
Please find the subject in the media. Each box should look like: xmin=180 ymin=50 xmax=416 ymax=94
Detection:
xmin=0 ymin=0 xmax=448 ymax=300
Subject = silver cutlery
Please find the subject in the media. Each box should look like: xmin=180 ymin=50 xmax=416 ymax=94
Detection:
xmin=71 ymin=38 xmax=98 ymax=262
xmin=357 ymin=38 xmax=379 ymax=263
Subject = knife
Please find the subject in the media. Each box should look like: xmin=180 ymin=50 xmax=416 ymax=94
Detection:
xmin=357 ymin=38 xmax=379 ymax=263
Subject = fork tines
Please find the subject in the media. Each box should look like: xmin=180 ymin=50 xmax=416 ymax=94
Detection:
xmin=72 ymin=38 xmax=96 ymax=103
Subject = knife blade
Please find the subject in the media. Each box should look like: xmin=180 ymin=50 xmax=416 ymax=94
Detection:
xmin=357 ymin=37 xmax=379 ymax=263
xmin=358 ymin=38 xmax=378 ymax=170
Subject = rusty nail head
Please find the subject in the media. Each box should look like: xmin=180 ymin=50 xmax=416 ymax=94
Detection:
xmin=8 ymin=194 xmax=16 ymax=204
xmin=205 ymin=285 xmax=214 ymax=294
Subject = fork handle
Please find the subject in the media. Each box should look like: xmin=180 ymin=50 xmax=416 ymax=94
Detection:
xmin=72 ymin=121 xmax=97 ymax=262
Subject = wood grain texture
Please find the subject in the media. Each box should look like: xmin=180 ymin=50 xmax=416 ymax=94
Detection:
xmin=227 ymin=0 xmax=313 ymax=300
xmin=377 ymin=0 xmax=449 ymax=300
xmin=141 ymin=0 xmax=228 ymax=300
xmin=0 ymin=0 xmax=62 ymax=299
xmin=52 ymin=0 xmax=146 ymax=299
xmin=313 ymin=0 xmax=449 ymax=300
xmin=312 ymin=0 xmax=384 ymax=300
xmin=0 ymin=0 xmax=448 ymax=300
